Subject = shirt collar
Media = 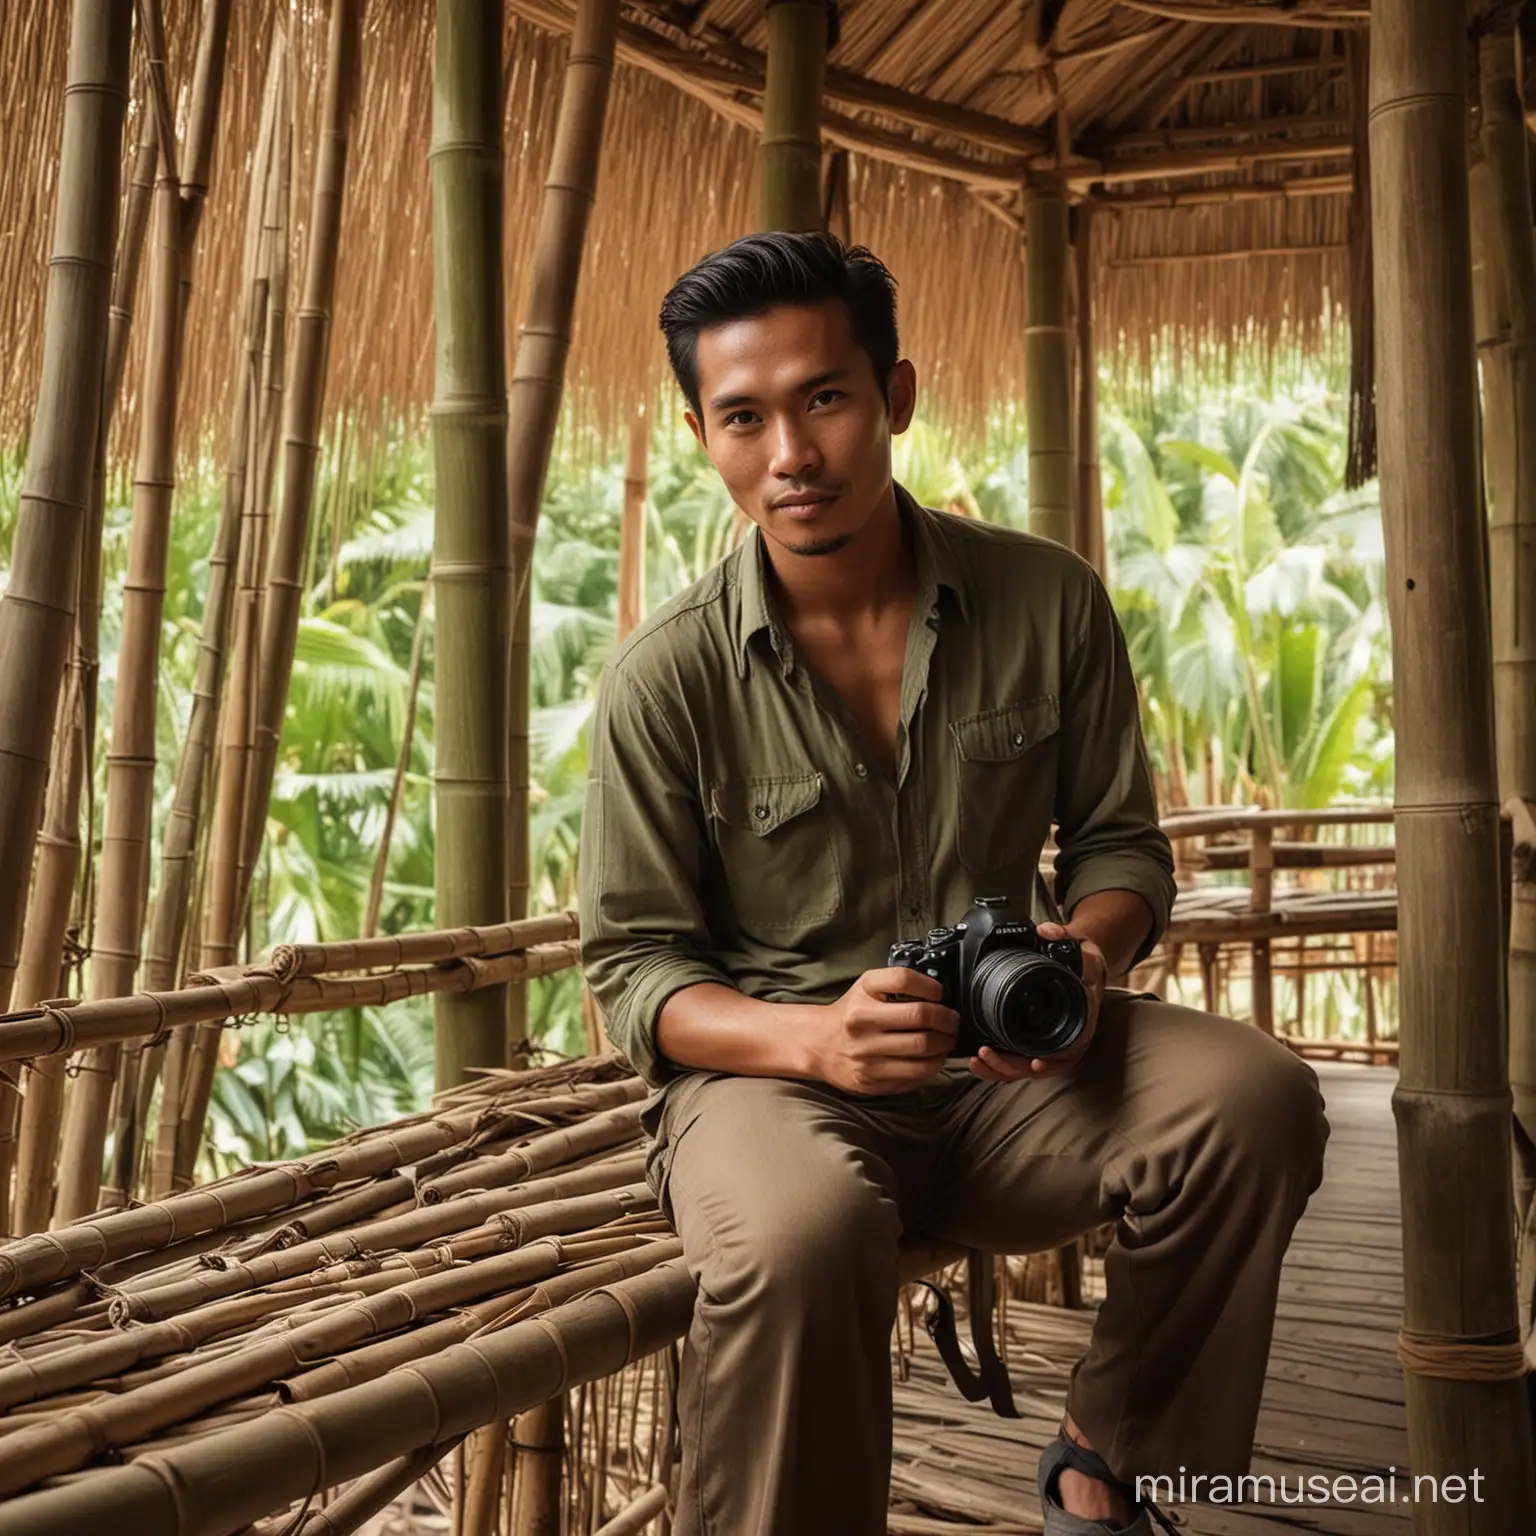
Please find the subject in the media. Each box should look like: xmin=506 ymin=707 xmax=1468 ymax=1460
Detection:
xmin=733 ymin=482 xmax=972 ymax=681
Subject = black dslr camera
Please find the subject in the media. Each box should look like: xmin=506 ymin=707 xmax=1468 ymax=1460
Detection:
xmin=889 ymin=896 xmax=1089 ymax=1061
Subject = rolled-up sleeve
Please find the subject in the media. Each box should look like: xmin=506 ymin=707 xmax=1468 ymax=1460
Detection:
xmin=1052 ymin=568 xmax=1177 ymax=968
xmin=579 ymin=662 xmax=731 ymax=1085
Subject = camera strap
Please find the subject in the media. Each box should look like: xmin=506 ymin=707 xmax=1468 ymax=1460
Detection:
xmin=917 ymin=1249 xmax=1020 ymax=1419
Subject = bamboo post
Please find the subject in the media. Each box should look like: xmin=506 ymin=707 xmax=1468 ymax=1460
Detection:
xmin=760 ymin=1 xmax=827 ymax=231
xmin=504 ymin=0 xmax=621 ymax=1072
xmin=1249 ymin=825 xmax=1275 ymax=1034
xmin=56 ymin=0 xmax=235 ymax=1225
xmin=122 ymin=44 xmax=286 ymax=1208
xmin=433 ymin=0 xmax=514 ymax=1095
xmin=7 ymin=96 xmax=154 ymax=1236
xmin=1025 ymin=175 xmax=1075 ymax=549
xmin=1072 ymin=203 xmax=1106 ymax=578
xmin=1469 ymin=21 xmax=1536 ymax=1273
xmin=510 ymin=1398 xmax=565 ymax=1536
xmin=172 ymin=3 xmax=359 ymax=1187
xmin=235 ymin=0 xmax=362 ymax=932
xmin=0 ymin=1 xmax=132 ymax=1010
xmin=1369 ymin=3 xmax=1536 ymax=1530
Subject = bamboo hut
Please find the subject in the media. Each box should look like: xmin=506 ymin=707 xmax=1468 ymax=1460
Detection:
xmin=0 ymin=0 xmax=1534 ymax=1531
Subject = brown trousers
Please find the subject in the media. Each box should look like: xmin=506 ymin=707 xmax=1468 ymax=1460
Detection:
xmin=645 ymin=994 xmax=1332 ymax=1536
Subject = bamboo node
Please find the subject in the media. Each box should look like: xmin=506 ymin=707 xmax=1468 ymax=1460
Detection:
xmin=1395 ymin=1327 xmax=1528 ymax=1381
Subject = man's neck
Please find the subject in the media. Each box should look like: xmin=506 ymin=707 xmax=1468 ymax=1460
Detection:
xmin=760 ymin=483 xmax=917 ymax=629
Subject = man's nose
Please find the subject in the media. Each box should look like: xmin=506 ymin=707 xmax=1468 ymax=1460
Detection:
xmin=768 ymin=415 xmax=821 ymax=480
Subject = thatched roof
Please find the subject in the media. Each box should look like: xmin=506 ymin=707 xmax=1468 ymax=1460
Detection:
xmin=0 ymin=1 xmax=1366 ymax=452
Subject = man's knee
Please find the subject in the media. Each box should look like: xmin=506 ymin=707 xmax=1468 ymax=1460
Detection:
xmin=1200 ymin=1023 xmax=1331 ymax=1195
xmin=699 ymin=1184 xmax=900 ymax=1320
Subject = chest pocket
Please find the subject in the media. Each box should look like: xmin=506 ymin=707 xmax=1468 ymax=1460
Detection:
xmin=708 ymin=771 xmax=843 ymax=933
xmin=951 ymin=696 xmax=1060 ymax=872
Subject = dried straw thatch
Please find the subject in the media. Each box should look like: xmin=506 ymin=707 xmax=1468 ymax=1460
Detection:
xmin=0 ymin=1 xmax=1360 ymax=455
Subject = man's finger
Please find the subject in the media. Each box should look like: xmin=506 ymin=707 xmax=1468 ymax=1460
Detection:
xmin=857 ymin=1029 xmax=955 ymax=1059
xmin=861 ymin=966 xmax=945 ymax=1003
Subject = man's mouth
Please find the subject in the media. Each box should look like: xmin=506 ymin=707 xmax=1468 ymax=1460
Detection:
xmin=771 ymin=492 xmax=837 ymax=519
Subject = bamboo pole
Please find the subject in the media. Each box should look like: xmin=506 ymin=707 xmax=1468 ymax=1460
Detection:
xmin=236 ymin=0 xmax=362 ymax=931
xmin=1025 ymin=175 xmax=1075 ymax=549
xmin=1368 ymin=3 xmax=1536 ymax=1531
xmin=1072 ymin=204 xmax=1104 ymax=579
xmin=0 ymin=1261 xmax=698 ymax=1535
xmin=511 ymin=1399 xmax=565 ymax=1536
xmin=56 ymin=0 xmax=235 ymax=1226
xmin=9 ymin=97 xmax=158 ymax=1237
xmin=432 ymin=0 xmax=513 ymax=1092
xmin=759 ymin=1 xmax=826 ymax=231
xmin=1469 ymin=24 xmax=1536 ymax=1274
xmin=363 ymin=586 xmax=432 ymax=940
xmin=503 ymin=0 xmax=621 ymax=1077
xmin=0 ymin=1 xmax=132 ymax=1010
xmin=122 ymin=44 xmax=286 ymax=1210
xmin=175 ymin=2 xmax=359 ymax=1188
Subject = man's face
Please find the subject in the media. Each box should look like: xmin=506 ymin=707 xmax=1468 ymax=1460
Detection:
xmin=684 ymin=299 xmax=917 ymax=558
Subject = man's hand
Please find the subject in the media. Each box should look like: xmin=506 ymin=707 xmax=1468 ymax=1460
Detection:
xmin=808 ymin=967 xmax=960 ymax=1095
xmin=967 ymin=923 xmax=1108 ymax=1084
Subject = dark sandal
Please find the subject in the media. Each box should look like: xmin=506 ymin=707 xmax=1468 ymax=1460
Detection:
xmin=1036 ymin=1418 xmax=1181 ymax=1535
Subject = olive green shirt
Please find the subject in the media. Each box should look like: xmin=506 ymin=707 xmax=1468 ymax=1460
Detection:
xmin=579 ymin=486 xmax=1175 ymax=1089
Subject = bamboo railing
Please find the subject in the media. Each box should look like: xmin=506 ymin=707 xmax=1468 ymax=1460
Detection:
xmin=1146 ymin=804 xmax=1400 ymax=1062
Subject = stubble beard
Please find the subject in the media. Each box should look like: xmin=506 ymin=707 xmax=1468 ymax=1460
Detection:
xmin=786 ymin=532 xmax=855 ymax=557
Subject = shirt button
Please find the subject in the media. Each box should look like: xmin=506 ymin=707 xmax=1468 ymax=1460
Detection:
xmin=854 ymin=762 xmax=868 ymax=778
xmin=754 ymin=805 xmax=769 ymax=820
xmin=1013 ymin=732 xmax=1025 ymax=746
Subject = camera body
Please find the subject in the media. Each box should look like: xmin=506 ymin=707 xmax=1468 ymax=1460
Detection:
xmin=889 ymin=896 xmax=1088 ymax=1061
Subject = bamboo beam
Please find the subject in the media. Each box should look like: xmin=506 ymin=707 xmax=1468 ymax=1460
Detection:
xmin=1471 ymin=28 xmax=1536 ymax=1212
xmin=1025 ymin=176 xmax=1074 ymax=549
xmin=1119 ymin=0 xmax=1368 ymax=24
xmin=1091 ymin=113 xmax=1352 ymax=155
xmin=1076 ymin=134 xmax=1353 ymax=187
xmin=1180 ymin=57 xmax=1350 ymax=88
xmin=1368 ymin=3 xmax=1536 ymax=1531
xmin=1093 ymin=173 xmax=1352 ymax=209
xmin=506 ymin=0 xmax=1033 ymax=194
xmin=0 ymin=1 xmax=132 ymax=1009
xmin=1161 ymin=805 xmax=1395 ymax=838
xmin=432 ymin=0 xmax=513 ymax=1091
xmin=1108 ymin=243 xmax=1344 ymax=267
xmin=760 ymin=1 xmax=827 ymax=231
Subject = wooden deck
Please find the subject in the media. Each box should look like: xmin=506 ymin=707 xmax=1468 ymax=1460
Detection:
xmin=889 ymin=1062 xmax=1408 ymax=1534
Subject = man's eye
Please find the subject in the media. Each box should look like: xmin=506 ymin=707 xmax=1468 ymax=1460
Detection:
xmin=810 ymin=389 xmax=842 ymax=408
xmin=723 ymin=410 xmax=758 ymax=427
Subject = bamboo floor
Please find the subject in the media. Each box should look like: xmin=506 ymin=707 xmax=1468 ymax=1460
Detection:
xmin=888 ymin=1061 xmax=1410 ymax=1535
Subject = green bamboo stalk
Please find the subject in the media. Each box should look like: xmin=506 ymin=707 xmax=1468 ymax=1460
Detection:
xmin=759 ymin=0 xmax=826 ymax=231
xmin=1368 ymin=2 xmax=1536 ymax=1531
xmin=54 ymin=0 xmax=235 ymax=1227
xmin=1026 ymin=174 xmax=1076 ymax=549
xmin=0 ymin=2 xmax=132 ymax=1011
xmin=433 ymin=0 xmax=513 ymax=1091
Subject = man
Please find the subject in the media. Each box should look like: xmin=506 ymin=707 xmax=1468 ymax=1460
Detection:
xmin=579 ymin=232 xmax=1330 ymax=1536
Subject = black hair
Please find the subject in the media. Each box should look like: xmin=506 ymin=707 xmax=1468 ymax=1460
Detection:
xmin=657 ymin=231 xmax=900 ymax=420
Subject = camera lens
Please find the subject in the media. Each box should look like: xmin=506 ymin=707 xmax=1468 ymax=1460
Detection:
xmin=968 ymin=950 xmax=1088 ymax=1059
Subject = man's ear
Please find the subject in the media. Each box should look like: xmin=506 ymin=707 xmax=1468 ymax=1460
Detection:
xmin=684 ymin=408 xmax=706 ymax=448
xmin=887 ymin=358 xmax=918 ymax=435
